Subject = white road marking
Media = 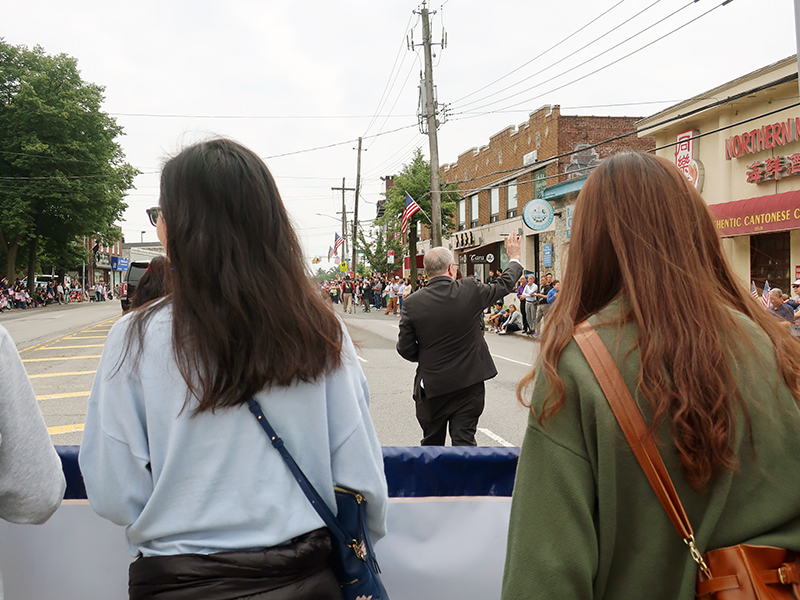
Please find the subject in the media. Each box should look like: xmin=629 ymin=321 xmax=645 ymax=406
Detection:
xmin=491 ymin=354 xmax=532 ymax=367
xmin=477 ymin=428 xmax=515 ymax=447
xmin=357 ymin=355 xmax=367 ymax=363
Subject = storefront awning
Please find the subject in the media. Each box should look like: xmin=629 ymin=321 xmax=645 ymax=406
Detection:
xmin=708 ymin=190 xmax=800 ymax=237
xmin=542 ymin=175 xmax=587 ymax=201
xmin=460 ymin=241 xmax=501 ymax=264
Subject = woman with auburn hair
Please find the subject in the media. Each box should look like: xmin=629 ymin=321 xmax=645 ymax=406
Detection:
xmin=502 ymin=152 xmax=800 ymax=600
xmin=80 ymin=138 xmax=387 ymax=600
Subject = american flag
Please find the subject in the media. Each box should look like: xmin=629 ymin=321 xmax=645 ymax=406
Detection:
xmin=401 ymin=192 xmax=422 ymax=234
xmin=751 ymin=281 xmax=759 ymax=299
xmin=761 ymin=280 xmax=771 ymax=308
xmin=327 ymin=246 xmax=334 ymax=261
xmin=333 ymin=233 xmax=344 ymax=255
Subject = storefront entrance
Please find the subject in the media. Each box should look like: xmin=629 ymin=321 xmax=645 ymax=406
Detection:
xmin=751 ymin=231 xmax=790 ymax=293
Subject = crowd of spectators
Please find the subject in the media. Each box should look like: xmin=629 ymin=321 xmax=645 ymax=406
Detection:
xmin=321 ymin=273 xmax=419 ymax=313
xmin=0 ymin=276 xmax=111 ymax=313
xmin=319 ymin=268 xmax=562 ymax=340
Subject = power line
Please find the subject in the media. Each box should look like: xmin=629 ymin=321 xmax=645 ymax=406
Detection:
xmin=450 ymin=0 xmax=631 ymax=106
xmin=365 ymin=54 xmax=421 ymax=151
xmin=0 ymin=171 xmax=156 ymax=181
xmin=363 ymin=12 xmax=419 ymax=137
xmin=110 ymin=112 xmax=414 ymax=119
xmin=443 ymin=80 xmax=799 ymax=188
xmin=452 ymin=0 xmax=700 ymax=114
xmin=261 ymin=123 xmax=417 ymax=160
xmin=452 ymin=0 xmax=730 ymax=120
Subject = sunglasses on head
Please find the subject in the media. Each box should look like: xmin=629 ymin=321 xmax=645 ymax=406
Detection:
xmin=146 ymin=207 xmax=161 ymax=227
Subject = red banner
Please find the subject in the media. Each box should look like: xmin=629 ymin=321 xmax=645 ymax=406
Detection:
xmin=708 ymin=190 xmax=800 ymax=237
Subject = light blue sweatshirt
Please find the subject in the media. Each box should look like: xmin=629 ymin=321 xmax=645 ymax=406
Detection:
xmin=79 ymin=304 xmax=388 ymax=557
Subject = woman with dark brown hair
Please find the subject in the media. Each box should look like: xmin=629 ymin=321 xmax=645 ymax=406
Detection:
xmin=80 ymin=138 xmax=387 ymax=600
xmin=502 ymin=152 xmax=800 ymax=600
xmin=128 ymin=255 xmax=169 ymax=310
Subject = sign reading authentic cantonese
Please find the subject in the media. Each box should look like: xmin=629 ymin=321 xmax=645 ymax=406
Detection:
xmin=675 ymin=130 xmax=704 ymax=191
xmin=522 ymin=198 xmax=554 ymax=231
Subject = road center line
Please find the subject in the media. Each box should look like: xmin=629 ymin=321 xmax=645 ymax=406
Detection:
xmin=48 ymin=423 xmax=85 ymax=436
xmin=477 ymin=428 xmax=515 ymax=447
xmin=41 ymin=344 xmax=106 ymax=349
xmin=28 ymin=370 xmax=96 ymax=379
xmin=66 ymin=336 xmax=108 ymax=340
xmin=491 ymin=354 xmax=532 ymax=367
xmin=23 ymin=355 xmax=102 ymax=362
xmin=36 ymin=391 xmax=91 ymax=400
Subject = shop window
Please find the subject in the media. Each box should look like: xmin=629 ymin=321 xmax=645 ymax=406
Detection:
xmin=490 ymin=188 xmax=499 ymax=223
xmin=751 ymin=231 xmax=790 ymax=295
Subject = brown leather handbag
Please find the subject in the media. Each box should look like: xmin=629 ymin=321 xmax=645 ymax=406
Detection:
xmin=573 ymin=320 xmax=800 ymax=599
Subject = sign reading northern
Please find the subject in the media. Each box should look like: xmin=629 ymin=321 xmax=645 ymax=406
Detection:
xmin=724 ymin=117 xmax=800 ymax=160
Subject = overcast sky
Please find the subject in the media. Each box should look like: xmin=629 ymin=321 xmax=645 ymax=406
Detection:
xmin=4 ymin=0 xmax=798 ymax=263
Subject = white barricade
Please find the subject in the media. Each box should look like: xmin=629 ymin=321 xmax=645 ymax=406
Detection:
xmin=0 ymin=446 xmax=518 ymax=600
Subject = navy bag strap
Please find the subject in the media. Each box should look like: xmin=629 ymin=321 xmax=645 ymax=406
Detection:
xmin=246 ymin=399 xmax=351 ymax=544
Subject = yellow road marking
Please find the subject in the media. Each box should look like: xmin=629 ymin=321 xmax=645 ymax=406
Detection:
xmin=28 ymin=370 xmax=96 ymax=379
xmin=40 ymin=344 xmax=105 ymax=349
xmin=22 ymin=355 xmax=102 ymax=362
xmin=36 ymin=391 xmax=91 ymax=400
xmin=48 ymin=423 xmax=85 ymax=435
xmin=18 ymin=316 xmax=118 ymax=354
xmin=66 ymin=336 xmax=108 ymax=339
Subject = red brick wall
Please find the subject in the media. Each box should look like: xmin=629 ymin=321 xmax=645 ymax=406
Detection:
xmin=438 ymin=106 xmax=655 ymax=228
xmin=557 ymin=116 xmax=655 ymax=178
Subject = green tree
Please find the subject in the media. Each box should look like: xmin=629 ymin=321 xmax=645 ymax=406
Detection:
xmin=315 ymin=266 xmax=340 ymax=283
xmin=375 ymin=149 xmax=459 ymax=284
xmin=0 ymin=41 xmax=137 ymax=286
xmin=356 ymin=225 xmax=402 ymax=276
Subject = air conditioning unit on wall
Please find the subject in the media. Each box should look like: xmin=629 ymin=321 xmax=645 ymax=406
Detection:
xmin=523 ymin=150 xmax=538 ymax=166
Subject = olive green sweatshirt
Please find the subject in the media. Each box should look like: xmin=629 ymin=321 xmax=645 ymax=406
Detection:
xmin=502 ymin=304 xmax=800 ymax=600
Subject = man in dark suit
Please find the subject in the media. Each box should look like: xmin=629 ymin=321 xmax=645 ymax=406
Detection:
xmin=396 ymin=232 xmax=524 ymax=445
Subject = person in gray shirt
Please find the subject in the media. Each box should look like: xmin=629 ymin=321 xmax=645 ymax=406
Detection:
xmin=0 ymin=324 xmax=66 ymax=596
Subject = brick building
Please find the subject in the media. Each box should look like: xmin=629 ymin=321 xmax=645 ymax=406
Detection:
xmin=419 ymin=104 xmax=654 ymax=281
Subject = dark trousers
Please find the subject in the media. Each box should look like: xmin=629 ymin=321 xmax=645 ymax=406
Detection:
xmin=520 ymin=300 xmax=529 ymax=332
xmin=414 ymin=380 xmax=485 ymax=446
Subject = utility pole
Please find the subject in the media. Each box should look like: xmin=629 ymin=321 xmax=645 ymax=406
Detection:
xmin=331 ymin=178 xmax=354 ymax=259
xmin=795 ymin=0 xmax=800 ymax=98
xmin=352 ymin=137 xmax=363 ymax=276
xmin=418 ymin=2 xmax=445 ymax=247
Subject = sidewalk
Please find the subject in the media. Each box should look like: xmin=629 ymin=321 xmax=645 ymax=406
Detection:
xmin=334 ymin=298 xmax=537 ymax=340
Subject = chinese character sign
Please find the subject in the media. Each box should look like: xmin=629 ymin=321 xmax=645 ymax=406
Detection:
xmin=675 ymin=130 xmax=704 ymax=191
xmin=746 ymin=153 xmax=800 ymax=184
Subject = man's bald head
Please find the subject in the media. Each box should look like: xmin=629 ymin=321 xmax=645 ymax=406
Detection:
xmin=424 ymin=247 xmax=455 ymax=277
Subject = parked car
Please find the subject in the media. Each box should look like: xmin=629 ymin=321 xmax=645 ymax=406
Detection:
xmin=120 ymin=261 xmax=151 ymax=313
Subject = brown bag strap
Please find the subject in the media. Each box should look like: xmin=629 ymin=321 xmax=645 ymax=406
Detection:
xmin=572 ymin=320 xmax=694 ymax=541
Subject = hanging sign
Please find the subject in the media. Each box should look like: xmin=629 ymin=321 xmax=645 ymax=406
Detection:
xmin=543 ymin=244 xmax=553 ymax=268
xmin=522 ymin=199 xmax=554 ymax=231
xmin=675 ymin=130 xmax=704 ymax=191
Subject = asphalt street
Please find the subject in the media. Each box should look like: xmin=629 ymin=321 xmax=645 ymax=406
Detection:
xmin=3 ymin=298 xmax=539 ymax=448
xmin=2 ymin=300 xmax=122 ymax=446
xmin=340 ymin=302 xmax=538 ymax=447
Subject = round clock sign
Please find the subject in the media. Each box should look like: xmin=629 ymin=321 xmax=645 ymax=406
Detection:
xmin=522 ymin=199 xmax=554 ymax=231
